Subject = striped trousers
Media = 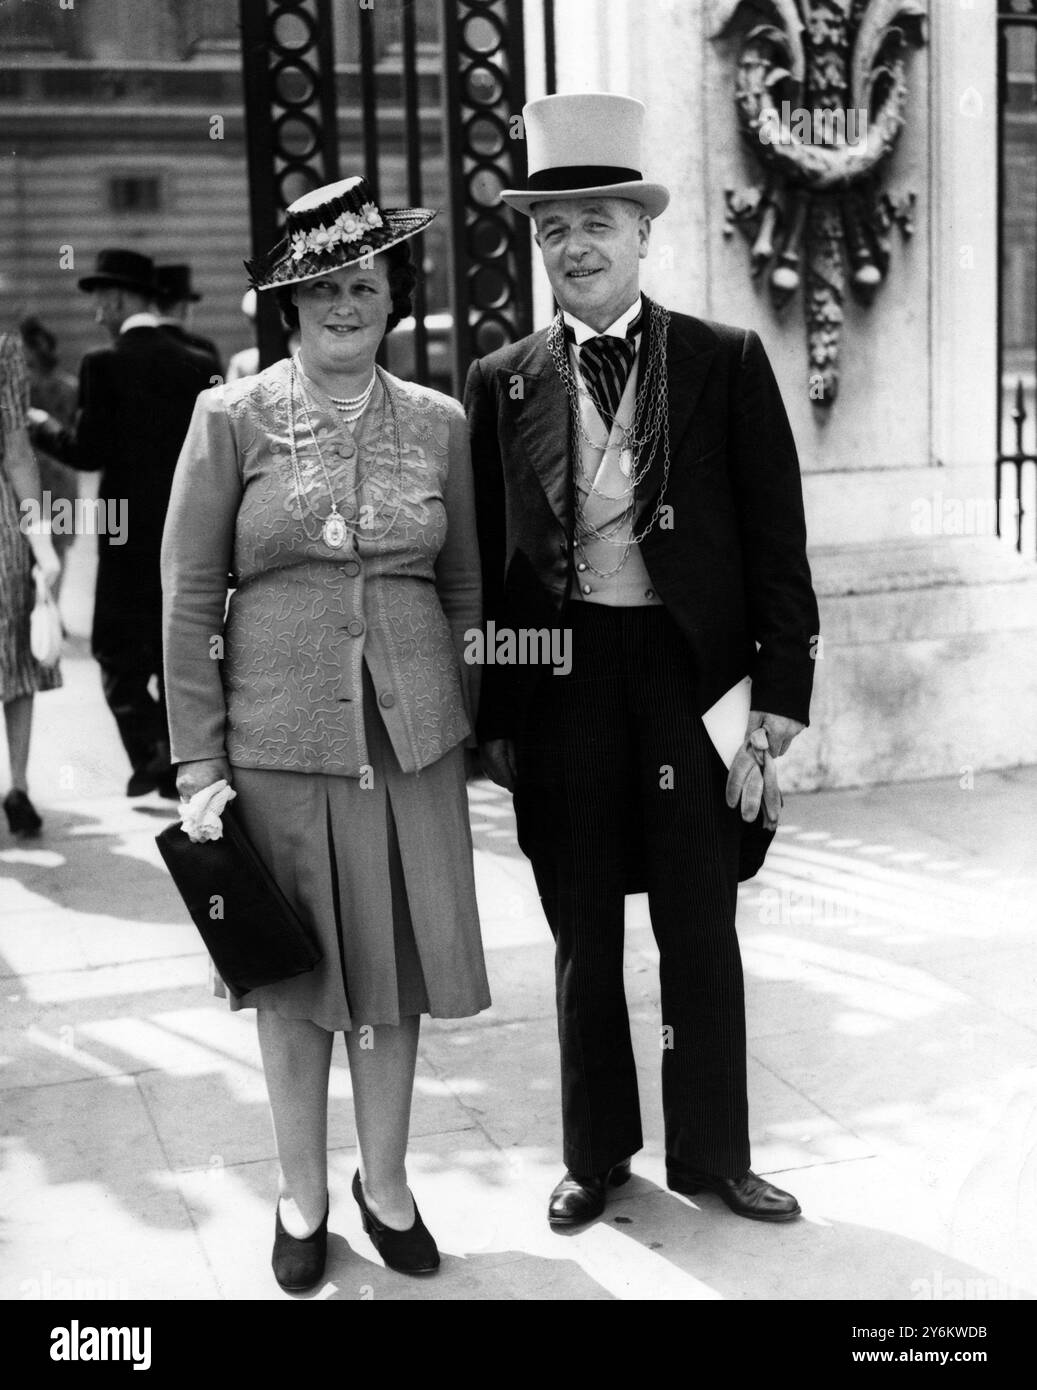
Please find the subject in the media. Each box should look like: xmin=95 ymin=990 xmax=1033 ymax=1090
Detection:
xmin=513 ymin=602 xmax=751 ymax=1178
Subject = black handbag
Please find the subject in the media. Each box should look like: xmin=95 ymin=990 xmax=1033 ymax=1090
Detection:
xmin=155 ymin=802 xmax=322 ymax=998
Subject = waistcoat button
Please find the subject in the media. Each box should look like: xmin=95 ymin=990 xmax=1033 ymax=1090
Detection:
xmin=346 ymin=618 xmax=365 ymax=637
xmin=343 ymin=559 xmax=360 ymax=577
xmin=379 ymin=691 xmax=396 ymax=709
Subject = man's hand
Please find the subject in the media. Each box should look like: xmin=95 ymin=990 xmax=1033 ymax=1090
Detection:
xmin=744 ymin=709 xmax=804 ymax=759
xmin=176 ymin=757 xmax=232 ymax=803
xmin=726 ymin=728 xmax=783 ymax=830
xmin=480 ymin=739 xmax=516 ymax=792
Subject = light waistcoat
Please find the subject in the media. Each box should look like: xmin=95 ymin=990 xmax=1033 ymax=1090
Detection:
xmin=566 ymin=312 xmax=663 ymax=608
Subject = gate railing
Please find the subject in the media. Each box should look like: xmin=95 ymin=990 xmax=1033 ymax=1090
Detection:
xmin=239 ymin=0 xmax=535 ymax=397
xmin=996 ymin=0 xmax=1037 ymax=556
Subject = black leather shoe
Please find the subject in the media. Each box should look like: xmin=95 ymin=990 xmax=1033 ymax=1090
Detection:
xmin=271 ymin=1195 xmax=329 ymax=1292
xmin=351 ymin=1170 xmax=439 ymax=1274
xmin=547 ymin=1158 xmax=632 ymax=1227
xmin=3 ymin=789 xmax=42 ymax=837
xmin=667 ymin=1165 xmax=801 ymax=1222
xmin=126 ymin=768 xmax=158 ymax=797
xmin=155 ymin=772 xmax=179 ymax=801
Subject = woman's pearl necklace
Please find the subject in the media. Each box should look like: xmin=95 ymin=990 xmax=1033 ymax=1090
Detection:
xmin=328 ymin=373 xmax=376 ymax=415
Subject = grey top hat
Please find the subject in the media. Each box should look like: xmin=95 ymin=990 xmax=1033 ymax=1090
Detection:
xmin=500 ymin=93 xmax=670 ymax=219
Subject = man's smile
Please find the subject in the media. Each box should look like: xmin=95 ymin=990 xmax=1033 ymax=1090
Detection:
xmin=567 ymin=267 xmax=603 ymax=280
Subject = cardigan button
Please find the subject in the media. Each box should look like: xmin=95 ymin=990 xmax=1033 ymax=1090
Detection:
xmin=346 ymin=618 xmax=365 ymax=637
xmin=378 ymin=691 xmax=396 ymax=709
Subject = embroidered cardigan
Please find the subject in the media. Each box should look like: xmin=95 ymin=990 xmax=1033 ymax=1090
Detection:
xmin=160 ymin=358 xmax=480 ymax=776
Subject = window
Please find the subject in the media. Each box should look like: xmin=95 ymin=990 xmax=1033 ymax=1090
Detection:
xmin=108 ymin=175 xmax=163 ymax=213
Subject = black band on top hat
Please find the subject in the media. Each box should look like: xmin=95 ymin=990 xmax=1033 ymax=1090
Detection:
xmin=525 ymin=165 xmax=644 ymax=193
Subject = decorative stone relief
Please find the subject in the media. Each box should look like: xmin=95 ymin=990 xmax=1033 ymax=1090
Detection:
xmin=710 ymin=0 xmax=928 ymax=405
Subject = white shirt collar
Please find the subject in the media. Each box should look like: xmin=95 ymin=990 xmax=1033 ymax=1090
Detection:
xmin=119 ymin=312 xmax=160 ymax=333
xmin=562 ymin=295 xmax=643 ymax=346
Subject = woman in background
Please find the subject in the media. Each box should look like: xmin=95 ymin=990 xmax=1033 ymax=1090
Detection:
xmin=20 ymin=316 xmax=79 ymax=598
xmin=0 ymin=332 xmax=62 ymax=836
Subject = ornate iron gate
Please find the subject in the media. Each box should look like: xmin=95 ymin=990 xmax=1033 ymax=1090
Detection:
xmin=997 ymin=0 xmax=1037 ymax=555
xmin=238 ymin=0 xmax=533 ymax=394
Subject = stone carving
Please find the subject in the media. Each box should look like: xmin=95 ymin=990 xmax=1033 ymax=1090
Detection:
xmin=710 ymin=0 xmax=927 ymax=405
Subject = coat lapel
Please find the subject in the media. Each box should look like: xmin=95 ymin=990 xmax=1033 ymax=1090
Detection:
xmin=497 ymin=331 xmax=570 ymax=531
xmin=633 ymin=302 xmax=718 ymax=525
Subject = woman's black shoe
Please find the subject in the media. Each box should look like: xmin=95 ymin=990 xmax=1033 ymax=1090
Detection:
xmin=4 ymin=790 xmax=42 ymax=837
xmin=351 ymin=1170 xmax=440 ymax=1275
xmin=271 ymin=1195 xmax=329 ymax=1292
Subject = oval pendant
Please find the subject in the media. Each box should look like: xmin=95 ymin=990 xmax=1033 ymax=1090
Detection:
xmin=619 ymin=448 xmax=633 ymax=478
xmin=322 ymin=512 xmax=348 ymax=548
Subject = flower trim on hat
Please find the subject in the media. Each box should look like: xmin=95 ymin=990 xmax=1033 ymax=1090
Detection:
xmin=289 ymin=203 xmax=384 ymax=262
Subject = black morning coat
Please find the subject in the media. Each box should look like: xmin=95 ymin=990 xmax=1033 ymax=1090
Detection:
xmin=33 ymin=325 xmax=211 ymax=650
xmin=464 ymin=298 xmax=821 ymax=881
xmin=156 ymin=319 xmax=224 ymax=381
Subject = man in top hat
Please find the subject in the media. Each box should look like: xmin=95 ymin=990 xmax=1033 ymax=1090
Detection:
xmin=29 ymin=248 xmax=212 ymax=797
xmin=154 ymin=263 xmax=224 ymax=379
xmin=466 ymin=94 xmax=820 ymax=1226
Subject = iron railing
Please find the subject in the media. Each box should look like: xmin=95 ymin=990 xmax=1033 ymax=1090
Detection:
xmin=239 ymin=0 xmax=538 ymax=395
xmin=996 ymin=0 xmax=1037 ymax=555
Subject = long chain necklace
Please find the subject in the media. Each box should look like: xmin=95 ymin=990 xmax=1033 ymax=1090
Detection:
xmin=548 ymin=299 xmax=673 ymax=578
xmin=287 ymin=361 xmax=404 ymax=547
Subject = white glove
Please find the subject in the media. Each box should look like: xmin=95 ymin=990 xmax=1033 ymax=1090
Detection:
xmin=178 ymin=778 xmax=237 ymax=843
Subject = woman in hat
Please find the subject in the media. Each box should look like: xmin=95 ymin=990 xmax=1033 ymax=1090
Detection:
xmin=0 ymin=331 xmax=62 ymax=837
xmin=161 ymin=177 xmax=489 ymax=1291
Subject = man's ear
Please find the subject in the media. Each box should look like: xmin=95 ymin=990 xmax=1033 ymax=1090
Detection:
xmin=638 ymin=215 xmax=652 ymax=260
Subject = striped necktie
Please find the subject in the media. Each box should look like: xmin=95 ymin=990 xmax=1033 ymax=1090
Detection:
xmin=569 ymin=309 xmax=643 ymax=424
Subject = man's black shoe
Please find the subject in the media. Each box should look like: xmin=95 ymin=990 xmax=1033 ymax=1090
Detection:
xmin=667 ymin=1165 xmax=801 ymax=1222
xmin=126 ymin=768 xmax=159 ymax=797
xmin=548 ymin=1159 xmax=632 ymax=1227
xmin=156 ymin=772 xmax=180 ymax=801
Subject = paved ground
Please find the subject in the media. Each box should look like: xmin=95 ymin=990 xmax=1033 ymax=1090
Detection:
xmin=1 ymin=550 xmax=1035 ymax=1301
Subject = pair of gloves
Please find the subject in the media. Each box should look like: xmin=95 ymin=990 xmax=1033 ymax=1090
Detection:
xmin=177 ymin=779 xmax=237 ymax=843
xmin=726 ymin=727 xmax=782 ymax=831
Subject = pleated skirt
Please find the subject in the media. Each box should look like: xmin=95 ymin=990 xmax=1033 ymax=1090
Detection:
xmin=218 ymin=676 xmax=491 ymax=1032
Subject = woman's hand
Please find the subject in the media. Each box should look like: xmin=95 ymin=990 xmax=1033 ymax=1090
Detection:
xmin=29 ymin=539 xmax=61 ymax=593
xmin=176 ymin=757 xmax=232 ymax=802
xmin=480 ymin=739 xmax=516 ymax=791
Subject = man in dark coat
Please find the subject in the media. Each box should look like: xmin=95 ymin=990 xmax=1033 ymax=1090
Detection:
xmin=465 ymin=95 xmax=820 ymax=1227
xmin=154 ymin=264 xmax=224 ymax=381
xmin=30 ymin=249 xmax=211 ymax=797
